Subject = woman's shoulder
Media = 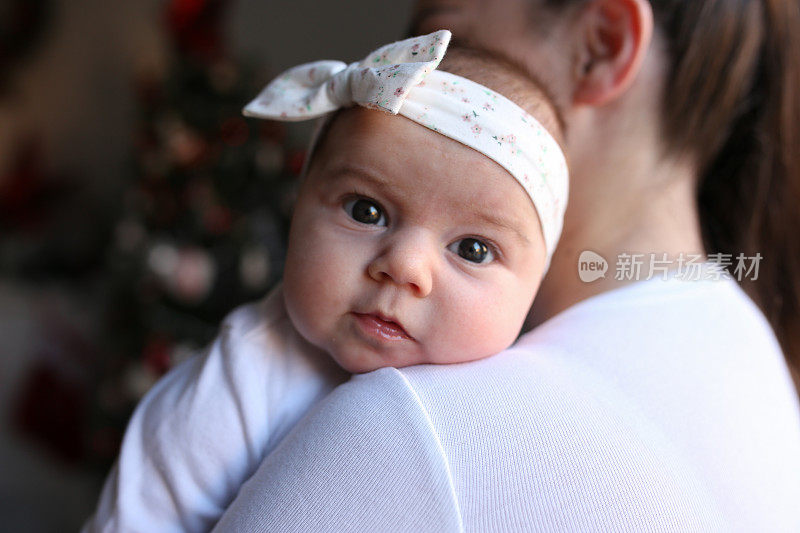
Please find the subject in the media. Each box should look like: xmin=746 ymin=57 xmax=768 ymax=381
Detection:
xmin=214 ymin=274 xmax=800 ymax=530
xmin=399 ymin=275 xmax=784 ymax=382
xmin=381 ymin=276 xmax=800 ymax=530
xmin=212 ymin=365 xmax=465 ymax=532
xmin=392 ymin=276 xmax=799 ymax=457
xmin=511 ymin=273 xmax=783 ymax=367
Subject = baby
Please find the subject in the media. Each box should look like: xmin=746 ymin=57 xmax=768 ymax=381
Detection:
xmin=85 ymin=30 xmax=567 ymax=532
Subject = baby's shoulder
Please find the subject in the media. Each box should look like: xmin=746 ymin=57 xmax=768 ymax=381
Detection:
xmin=222 ymin=283 xmax=288 ymax=335
xmin=218 ymin=283 xmax=303 ymax=356
xmin=215 ymin=282 xmax=339 ymax=379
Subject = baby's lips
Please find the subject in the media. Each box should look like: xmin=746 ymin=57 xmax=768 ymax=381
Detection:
xmin=353 ymin=311 xmax=414 ymax=341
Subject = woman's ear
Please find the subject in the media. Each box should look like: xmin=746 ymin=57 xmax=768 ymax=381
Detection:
xmin=572 ymin=0 xmax=653 ymax=105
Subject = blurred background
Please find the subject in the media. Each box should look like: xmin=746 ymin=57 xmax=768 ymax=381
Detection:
xmin=0 ymin=0 xmax=412 ymax=529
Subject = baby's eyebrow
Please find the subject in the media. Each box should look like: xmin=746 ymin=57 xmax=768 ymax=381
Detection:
xmin=325 ymin=162 xmax=534 ymax=245
xmin=326 ymin=164 xmax=392 ymax=191
xmin=474 ymin=210 xmax=532 ymax=246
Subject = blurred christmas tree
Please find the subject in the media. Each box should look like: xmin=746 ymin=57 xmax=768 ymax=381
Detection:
xmin=7 ymin=0 xmax=305 ymax=471
xmin=87 ymin=0 xmax=305 ymax=468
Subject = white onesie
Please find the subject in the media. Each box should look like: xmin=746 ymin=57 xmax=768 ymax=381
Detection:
xmin=83 ymin=285 xmax=347 ymax=533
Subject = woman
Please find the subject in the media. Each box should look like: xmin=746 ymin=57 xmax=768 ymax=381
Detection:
xmin=213 ymin=0 xmax=800 ymax=530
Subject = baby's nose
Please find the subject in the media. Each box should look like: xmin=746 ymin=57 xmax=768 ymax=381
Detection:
xmin=367 ymin=231 xmax=434 ymax=297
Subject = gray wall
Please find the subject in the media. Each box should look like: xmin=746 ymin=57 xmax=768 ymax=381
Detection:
xmin=230 ymin=0 xmax=413 ymax=71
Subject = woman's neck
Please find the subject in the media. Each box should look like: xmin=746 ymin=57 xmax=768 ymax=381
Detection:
xmin=528 ymin=149 xmax=706 ymax=327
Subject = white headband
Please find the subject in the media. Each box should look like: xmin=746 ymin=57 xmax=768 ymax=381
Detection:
xmin=243 ymin=30 xmax=568 ymax=261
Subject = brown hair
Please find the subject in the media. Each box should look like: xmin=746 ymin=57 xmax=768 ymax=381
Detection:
xmin=544 ymin=0 xmax=800 ymax=387
xmin=437 ymin=46 xmax=566 ymax=146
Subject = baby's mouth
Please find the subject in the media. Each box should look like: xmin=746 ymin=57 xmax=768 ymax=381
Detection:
xmin=352 ymin=312 xmax=413 ymax=342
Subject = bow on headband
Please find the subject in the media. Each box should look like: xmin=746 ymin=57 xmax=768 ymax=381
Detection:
xmin=244 ymin=30 xmax=451 ymax=119
xmin=243 ymin=30 xmax=569 ymax=268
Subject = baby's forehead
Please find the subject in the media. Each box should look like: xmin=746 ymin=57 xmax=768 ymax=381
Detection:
xmin=309 ymin=109 xmax=543 ymax=244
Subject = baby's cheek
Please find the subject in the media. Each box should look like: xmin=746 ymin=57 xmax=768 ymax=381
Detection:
xmin=460 ymin=286 xmax=530 ymax=357
xmin=285 ymin=251 xmax=337 ymax=343
xmin=283 ymin=267 xmax=320 ymax=342
xmin=435 ymin=306 xmax=515 ymax=364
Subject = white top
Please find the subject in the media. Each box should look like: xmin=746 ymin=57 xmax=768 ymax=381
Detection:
xmin=83 ymin=286 xmax=347 ymax=533
xmin=212 ymin=275 xmax=800 ymax=532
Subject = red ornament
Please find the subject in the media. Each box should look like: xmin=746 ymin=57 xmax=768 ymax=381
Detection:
xmin=142 ymin=336 xmax=173 ymax=376
xmin=12 ymin=363 xmax=87 ymax=464
xmin=165 ymin=0 xmax=230 ymax=62
xmin=220 ymin=117 xmax=250 ymax=147
xmin=286 ymin=149 xmax=307 ymax=176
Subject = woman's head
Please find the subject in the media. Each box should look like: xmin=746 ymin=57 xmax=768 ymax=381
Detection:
xmin=413 ymin=0 xmax=800 ymax=385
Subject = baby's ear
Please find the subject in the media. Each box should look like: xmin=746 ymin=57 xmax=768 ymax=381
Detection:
xmin=570 ymin=0 xmax=653 ymax=106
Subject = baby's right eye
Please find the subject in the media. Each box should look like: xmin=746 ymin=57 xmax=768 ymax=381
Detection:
xmin=343 ymin=198 xmax=387 ymax=226
xmin=448 ymin=237 xmax=496 ymax=264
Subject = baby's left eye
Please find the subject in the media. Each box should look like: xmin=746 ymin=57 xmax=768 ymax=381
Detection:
xmin=448 ymin=238 xmax=495 ymax=264
xmin=343 ymin=197 xmax=387 ymax=226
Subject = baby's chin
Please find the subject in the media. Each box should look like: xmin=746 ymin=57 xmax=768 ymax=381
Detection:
xmin=332 ymin=344 xmax=509 ymax=374
xmin=331 ymin=350 xmax=419 ymax=374
xmin=329 ymin=343 xmax=435 ymax=374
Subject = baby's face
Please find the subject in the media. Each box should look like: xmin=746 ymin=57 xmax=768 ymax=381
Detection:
xmin=283 ymin=108 xmax=546 ymax=373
